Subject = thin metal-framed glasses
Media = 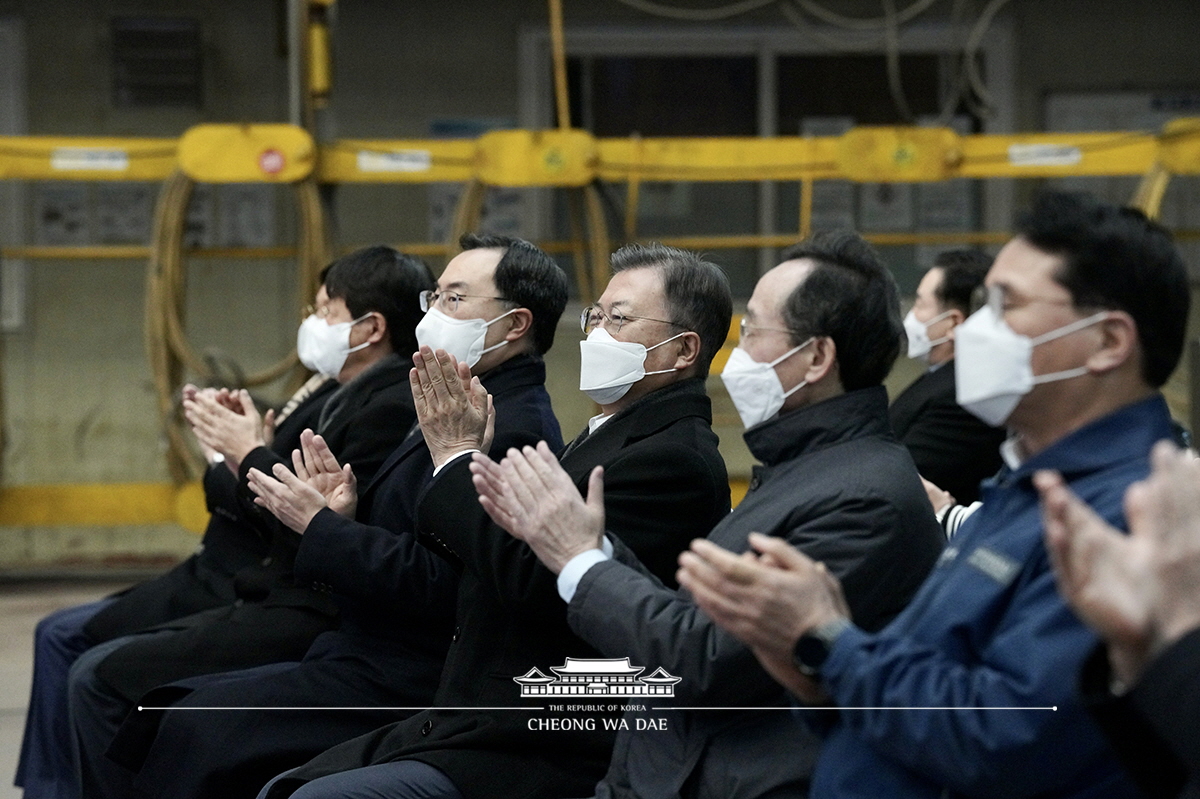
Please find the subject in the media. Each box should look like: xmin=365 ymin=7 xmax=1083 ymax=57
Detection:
xmin=420 ymin=289 xmax=507 ymax=314
xmin=970 ymin=284 xmax=1074 ymax=317
xmin=580 ymin=305 xmax=681 ymax=335
xmin=738 ymin=317 xmax=802 ymax=341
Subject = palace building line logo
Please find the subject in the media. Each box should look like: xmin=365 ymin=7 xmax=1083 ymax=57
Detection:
xmin=513 ymin=657 xmax=681 ymax=698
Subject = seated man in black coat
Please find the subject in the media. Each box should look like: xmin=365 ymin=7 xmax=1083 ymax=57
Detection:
xmin=105 ymin=235 xmax=570 ymax=799
xmin=890 ymin=249 xmax=1005 ymax=505
xmin=66 ymin=246 xmax=435 ymax=799
xmin=16 ymin=246 xmax=425 ymax=799
xmin=257 ymin=243 xmax=735 ymax=799
xmin=471 ymin=232 xmax=946 ymax=799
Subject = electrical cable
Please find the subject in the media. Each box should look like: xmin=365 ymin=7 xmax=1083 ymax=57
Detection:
xmin=779 ymin=1 xmax=883 ymax=51
xmin=882 ymin=0 xmax=915 ymax=122
xmin=609 ymin=0 xmax=779 ymax=22
xmin=794 ymin=0 xmax=941 ymax=30
xmin=145 ymin=171 xmax=326 ymax=483
xmin=962 ymin=0 xmax=1015 ymax=117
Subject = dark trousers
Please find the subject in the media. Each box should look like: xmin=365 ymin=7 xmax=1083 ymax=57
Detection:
xmin=15 ymin=598 xmax=111 ymax=799
xmin=122 ymin=630 xmax=439 ymax=799
xmin=258 ymin=761 xmax=464 ymax=799
xmin=69 ymin=632 xmax=174 ymax=799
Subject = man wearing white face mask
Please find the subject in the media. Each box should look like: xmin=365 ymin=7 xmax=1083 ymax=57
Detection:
xmin=63 ymin=247 xmax=435 ymax=799
xmin=254 ymin=243 xmax=734 ymax=799
xmin=468 ymin=231 xmax=944 ymax=799
xmin=889 ymin=250 xmax=1005 ymax=505
xmin=92 ymin=235 xmax=569 ymax=799
xmin=677 ymin=192 xmax=1192 ymax=799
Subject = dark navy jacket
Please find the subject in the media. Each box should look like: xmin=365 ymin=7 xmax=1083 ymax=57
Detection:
xmin=294 ymin=352 xmax=563 ymax=645
xmin=812 ymin=394 xmax=1176 ymax=799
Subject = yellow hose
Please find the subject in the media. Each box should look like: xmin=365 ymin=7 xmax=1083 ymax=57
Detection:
xmin=145 ymin=171 xmax=328 ymax=483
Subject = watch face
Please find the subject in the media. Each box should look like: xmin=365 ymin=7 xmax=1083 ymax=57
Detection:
xmin=793 ymin=633 xmax=830 ymax=677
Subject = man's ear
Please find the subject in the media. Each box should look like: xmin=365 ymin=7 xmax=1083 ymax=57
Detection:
xmin=501 ymin=307 xmax=534 ymax=343
xmin=1086 ymin=310 xmax=1138 ymax=375
xmin=803 ymin=336 xmax=838 ymax=384
xmin=943 ymin=308 xmax=966 ymax=338
xmin=669 ymin=331 xmax=702 ymax=372
xmin=362 ymin=312 xmax=388 ymax=345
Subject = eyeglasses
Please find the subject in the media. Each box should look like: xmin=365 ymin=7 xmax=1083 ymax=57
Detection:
xmin=580 ymin=305 xmax=681 ymax=335
xmin=738 ymin=317 xmax=802 ymax=341
xmin=420 ymin=290 xmax=508 ymax=314
xmin=303 ymin=303 xmax=331 ymax=319
xmin=971 ymin=285 xmax=1074 ymax=317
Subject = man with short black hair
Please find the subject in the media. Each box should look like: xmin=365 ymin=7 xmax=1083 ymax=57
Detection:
xmin=891 ymin=249 xmax=1005 ymax=505
xmin=99 ymin=234 xmax=570 ymax=799
xmin=681 ymin=192 xmax=1190 ymax=799
xmin=66 ymin=246 xmax=435 ymax=799
xmin=258 ymin=242 xmax=733 ymax=799
xmin=470 ymin=230 xmax=945 ymax=799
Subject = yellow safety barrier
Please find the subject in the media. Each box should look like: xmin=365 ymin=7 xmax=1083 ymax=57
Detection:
xmin=0 ymin=120 xmax=1197 ymax=186
xmin=477 ymin=129 xmax=597 ymax=187
xmin=178 ymin=124 xmax=316 ymax=183
xmin=320 ymin=138 xmax=475 ymax=183
xmin=0 ymin=136 xmax=177 ymax=181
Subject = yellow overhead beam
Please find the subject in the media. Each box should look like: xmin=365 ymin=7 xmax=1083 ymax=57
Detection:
xmin=0 ymin=136 xmax=177 ymax=181
xmin=179 ymin=124 xmax=315 ymax=183
xmin=1 ymin=120 xmax=1198 ymax=185
xmin=319 ymin=139 xmax=476 ymax=183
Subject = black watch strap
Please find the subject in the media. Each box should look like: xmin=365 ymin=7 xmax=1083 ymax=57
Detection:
xmin=793 ymin=617 xmax=851 ymax=677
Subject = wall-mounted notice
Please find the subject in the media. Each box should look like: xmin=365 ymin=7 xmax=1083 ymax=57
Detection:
xmin=34 ymin=184 xmax=89 ymax=244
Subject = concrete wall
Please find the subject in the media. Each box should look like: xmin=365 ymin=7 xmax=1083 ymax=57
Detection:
xmin=1 ymin=0 xmax=1198 ymax=568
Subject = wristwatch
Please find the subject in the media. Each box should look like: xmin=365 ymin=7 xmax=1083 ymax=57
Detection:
xmin=793 ymin=617 xmax=851 ymax=677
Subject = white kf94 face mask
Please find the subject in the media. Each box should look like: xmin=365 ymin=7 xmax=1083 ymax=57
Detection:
xmin=903 ymin=308 xmax=954 ymax=362
xmin=414 ymin=306 xmax=517 ymax=368
xmin=955 ymin=303 xmax=1110 ymax=427
xmin=578 ymin=326 xmax=687 ymax=405
xmin=296 ymin=313 xmax=373 ymax=379
xmin=719 ymin=338 xmax=814 ymax=429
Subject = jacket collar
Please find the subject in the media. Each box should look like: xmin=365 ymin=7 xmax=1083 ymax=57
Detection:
xmin=592 ymin=376 xmax=711 ymax=441
xmin=998 ymin=393 xmax=1175 ymax=485
xmin=477 ymin=352 xmax=547 ymax=396
xmin=743 ymin=385 xmax=892 ymax=468
xmin=317 ymin=352 xmax=411 ymax=433
xmin=361 ymin=353 xmax=550 ymax=497
xmin=562 ymin=377 xmax=712 ymax=461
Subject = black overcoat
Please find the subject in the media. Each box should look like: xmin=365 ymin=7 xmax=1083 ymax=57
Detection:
xmin=887 ymin=359 xmax=1006 ymax=504
xmin=82 ymin=379 xmax=337 ymax=644
xmin=93 ymin=354 xmax=418 ymax=702
xmin=266 ymin=377 xmax=731 ymax=799
xmin=111 ymin=355 xmax=563 ymax=799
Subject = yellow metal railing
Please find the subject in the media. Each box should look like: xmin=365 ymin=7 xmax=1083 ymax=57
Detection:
xmin=1 ymin=120 xmax=1198 ymax=529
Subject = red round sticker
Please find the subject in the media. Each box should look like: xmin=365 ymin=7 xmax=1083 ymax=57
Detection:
xmin=258 ymin=148 xmax=285 ymax=175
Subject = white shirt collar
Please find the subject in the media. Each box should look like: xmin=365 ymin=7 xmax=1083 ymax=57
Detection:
xmin=587 ymin=413 xmax=614 ymax=434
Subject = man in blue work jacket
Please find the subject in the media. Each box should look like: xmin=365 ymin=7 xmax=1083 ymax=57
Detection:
xmin=679 ymin=191 xmax=1191 ymax=799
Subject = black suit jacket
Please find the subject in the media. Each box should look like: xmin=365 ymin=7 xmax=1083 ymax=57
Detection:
xmin=268 ymin=378 xmax=731 ymax=799
xmin=1082 ymin=628 xmax=1200 ymax=798
xmin=233 ymin=352 xmax=420 ymax=599
xmin=888 ymin=359 xmax=1006 ymax=504
xmin=294 ymin=353 xmax=563 ymax=643
xmin=93 ymin=355 xmax=419 ymax=703
xmin=83 ymin=379 xmax=338 ymax=644
xmin=106 ymin=355 xmax=564 ymax=784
